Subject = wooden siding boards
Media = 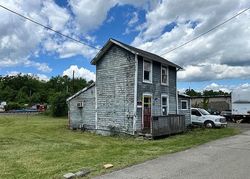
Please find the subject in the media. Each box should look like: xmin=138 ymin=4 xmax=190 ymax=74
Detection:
xmin=178 ymin=95 xmax=191 ymax=126
xmin=136 ymin=56 xmax=177 ymax=132
xmin=67 ymin=39 xmax=185 ymax=136
xmin=96 ymin=45 xmax=135 ymax=134
xmin=152 ymin=115 xmax=185 ymax=137
xmin=68 ymin=85 xmax=96 ymax=129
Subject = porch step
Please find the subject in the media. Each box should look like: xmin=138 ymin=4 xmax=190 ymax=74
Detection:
xmin=144 ymin=133 xmax=153 ymax=140
xmin=137 ymin=133 xmax=153 ymax=140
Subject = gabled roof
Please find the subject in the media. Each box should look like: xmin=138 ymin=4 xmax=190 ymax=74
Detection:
xmin=91 ymin=38 xmax=182 ymax=70
xmin=66 ymin=83 xmax=95 ymax=102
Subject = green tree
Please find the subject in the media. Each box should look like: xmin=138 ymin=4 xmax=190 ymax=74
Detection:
xmin=50 ymin=92 xmax=70 ymax=117
xmin=185 ymin=89 xmax=201 ymax=96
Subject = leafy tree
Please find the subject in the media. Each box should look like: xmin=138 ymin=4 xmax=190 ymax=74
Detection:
xmin=30 ymin=93 xmax=41 ymax=104
xmin=185 ymin=89 xmax=229 ymax=97
xmin=5 ymin=102 xmax=23 ymax=111
xmin=49 ymin=92 xmax=70 ymax=117
xmin=0 ymin=74 xmax=90 ymax=115
xmin=185 ymin=89 xmax=201 ymax=96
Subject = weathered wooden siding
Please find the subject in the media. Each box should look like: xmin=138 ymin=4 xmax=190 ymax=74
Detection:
xmin=152 ymin=115 xmax=185 ymax=137
xmin=136 ymin=56 xmax=177 ymax=131
xmin=68 ymin=85 xmax=96 ymax=129
xmin=178 ymin=96 xmax=191 ymax=126
xmin=96 ymin=45 xmax=135 ymax=134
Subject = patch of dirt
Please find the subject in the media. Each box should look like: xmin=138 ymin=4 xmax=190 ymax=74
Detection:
xmin=228 ymin=122 xmax=250 ymax=132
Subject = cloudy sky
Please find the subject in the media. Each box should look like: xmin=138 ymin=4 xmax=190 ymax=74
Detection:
xmin=0 ymin=0 xmax=249 ymax=92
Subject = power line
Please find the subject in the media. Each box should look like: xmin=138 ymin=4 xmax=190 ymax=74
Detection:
xmin=160 ymin=7 xmax=250 ymax=56
xmin=0 ymin=4 xmax=100 ymax=50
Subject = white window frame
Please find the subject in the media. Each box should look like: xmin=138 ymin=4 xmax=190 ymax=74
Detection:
xmin=161 ymin=65 xmax=169 ymax=85
xmin=143 ymin=60 xmax=152 ymax=83
xmin=161 ymin=94 xmax=169 ymax=116
xmin=181 ymin=100 xmax=188 ymax=110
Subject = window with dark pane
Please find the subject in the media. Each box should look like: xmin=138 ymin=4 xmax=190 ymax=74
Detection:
xmin=143 ymin=60 xmax=152 ymax=82
xmin=161 ymin=66 xmax=168 ymax=84
xmin=161 ymin=96 xmax=168 ymax=116
xmin=181 ymin=100 xmax=188 ymax=110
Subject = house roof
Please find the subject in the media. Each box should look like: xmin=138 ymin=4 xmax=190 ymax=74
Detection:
xmin=91 ymin=38 xmax=182 ymax=70
xmin=191 ymin=95 xmax=231 ymax=99
xmin=178 ymin=93 xmax=191 ymax=98
xmin=66 ymin=83 xmax=95 ymax=102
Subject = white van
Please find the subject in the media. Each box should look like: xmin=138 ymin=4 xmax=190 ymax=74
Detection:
xmin=191 ymin=108 xmax=227 ymax=128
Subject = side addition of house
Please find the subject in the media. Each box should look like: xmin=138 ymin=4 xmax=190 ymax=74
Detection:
xmin=67 ymin=39 xmax=190 ymax=136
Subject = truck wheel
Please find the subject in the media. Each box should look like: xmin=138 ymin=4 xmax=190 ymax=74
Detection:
xmin=204 ymin=121 xmax=215 ymax=128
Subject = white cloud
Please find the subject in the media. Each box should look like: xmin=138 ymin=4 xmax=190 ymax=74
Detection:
xmin=128 ymin=12 xmax=139 ymax=26
xmin=204 ymin=83 xmax=231 ymax=93
xmin=107 ymin=16 xmax=115 ymax=23
xmin=69 ymin=0 xmax=151 ymax=33
xmin=24 ymin=60 xmax=52 ymax=73
xmin=241 ymin=83 xmax=250 ymax=89
xmin=204 ymin=82 xmax=250 ymax=93
xmin=0 ymin=0 xmax=152 ymax=74
xmin=178 ymin=64 xmax=250 ymax=82
xmin=0 ymin=0 xmax=63 ymax=72
xmin=43 ymin=38 xmax=98 ymax=59
xmin=6 ymin=71 xmax=49 ymax=81
xmin=123 ymin=12 xmax=140 ymax=35
xmin=132 ymin=0 xmax=250 ymax=82
xmin=41 ymin=0 xmax=70 ymax=31
xmin=36 ymin=74 xmax=50 ymax=81
xmin=63 ymin=65 xmax=96 ymax=81
xmin=69 ymin=0 xmax=117 ymax=33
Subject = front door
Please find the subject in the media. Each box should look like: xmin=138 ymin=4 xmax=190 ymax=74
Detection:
xmin=143 ymin=95 xmax=152 ymax=130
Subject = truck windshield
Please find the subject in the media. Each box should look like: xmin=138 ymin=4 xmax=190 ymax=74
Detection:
xmin=199 ymin=109 xmax=210 ymax=115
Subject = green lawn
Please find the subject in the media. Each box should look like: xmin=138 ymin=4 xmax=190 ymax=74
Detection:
xmin=0 ymin=115 xmax=239 ymax=179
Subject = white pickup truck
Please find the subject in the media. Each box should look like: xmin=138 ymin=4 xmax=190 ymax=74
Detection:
xmin=191 ymin=108 xmax=227 ymax=128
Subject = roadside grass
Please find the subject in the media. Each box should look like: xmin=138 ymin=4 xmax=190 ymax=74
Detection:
xmin=0 ymin=115 xmax=239 ymax=179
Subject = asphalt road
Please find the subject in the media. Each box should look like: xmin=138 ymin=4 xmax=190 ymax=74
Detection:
xmin=94 ymin=129 xmax=250 ymax=179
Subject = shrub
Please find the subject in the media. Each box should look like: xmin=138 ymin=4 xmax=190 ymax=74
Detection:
xmin=50 ymin=92 xmax=70 ymax=117
xmin=5 ymin=102 xmax=23 ymax=111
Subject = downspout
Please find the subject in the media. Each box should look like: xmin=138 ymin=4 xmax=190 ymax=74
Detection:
xmin=133 ymin=54 xmax=138 ymax=135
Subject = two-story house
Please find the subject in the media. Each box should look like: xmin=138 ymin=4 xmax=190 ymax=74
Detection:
xmin=67 ymin=39 xmax=189 ymax=136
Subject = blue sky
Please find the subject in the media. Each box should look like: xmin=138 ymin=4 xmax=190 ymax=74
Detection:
xmin=0 ymin=0 xmax=250 ymax=92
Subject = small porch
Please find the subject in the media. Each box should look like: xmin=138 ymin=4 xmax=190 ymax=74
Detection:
xmin=140 ymin=114 xmax=186 ymax=138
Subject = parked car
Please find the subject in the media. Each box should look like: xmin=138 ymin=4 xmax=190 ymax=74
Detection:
xmin=207 ymin=108 xmax=220 ymax=115
xmin=191 ymin=108 xmax=227 ymax=128
xmin=220 ymin=110 xmax=232 ymax=121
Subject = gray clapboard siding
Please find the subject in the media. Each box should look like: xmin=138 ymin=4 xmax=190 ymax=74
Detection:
xmin=136 ymin=56 xmax=177 ymax=132
xmin=96 ymin=45 xmax=135 ymax=134
xmin=178 ymin=95 xmax=191 ymax=126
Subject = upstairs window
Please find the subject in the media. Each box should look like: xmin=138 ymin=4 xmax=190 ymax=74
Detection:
xmin=161 ymin=66 xmax=168 ymax=85
xmin=143 ymin=60 xmax=152 ymax=83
